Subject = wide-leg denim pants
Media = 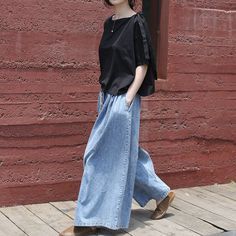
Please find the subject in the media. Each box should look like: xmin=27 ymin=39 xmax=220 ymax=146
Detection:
xmin=74 ymin=90 xmax=171 ymax=230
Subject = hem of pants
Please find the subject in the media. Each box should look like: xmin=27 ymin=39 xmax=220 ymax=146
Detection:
xmin=135 ymin=188 xmax=171 ymax=208
xmin=158 ymin=188 xmax=171 ymax=201
xmin=74 ymin=221 xmax=129 ymax=230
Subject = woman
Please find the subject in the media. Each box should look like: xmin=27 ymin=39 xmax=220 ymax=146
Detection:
xmin=60 ymin=0 xmax=175 ymax=235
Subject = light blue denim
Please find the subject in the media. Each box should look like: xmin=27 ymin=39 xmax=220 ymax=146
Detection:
xmin=74 ymin=90 xmax=171 ymax=230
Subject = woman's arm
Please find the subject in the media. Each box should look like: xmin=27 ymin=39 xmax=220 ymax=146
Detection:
xmin=125 ymin=64 xmax=148 ymax=105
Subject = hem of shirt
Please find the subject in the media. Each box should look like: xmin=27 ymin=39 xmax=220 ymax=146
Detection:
xmin=101 ymin=88 xmax=128 ymax=96
xmin=101 ymin=84 xmax=155 ymax=97
xmin=137 ymin=86 xmax=155 ymax=97
xmin=136 ymin=59 xmax=150 ymax=67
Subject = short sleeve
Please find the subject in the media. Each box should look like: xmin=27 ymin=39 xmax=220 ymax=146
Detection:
xmin=134 ymin=17 xmax=151 ymax=67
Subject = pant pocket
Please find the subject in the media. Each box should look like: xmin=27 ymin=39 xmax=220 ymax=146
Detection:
xmin=124 ymin=93 xmax=136 ymax=112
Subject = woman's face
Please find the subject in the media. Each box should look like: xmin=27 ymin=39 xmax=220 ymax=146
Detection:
xmin=109 ymin=0 xmax=128 ymax=6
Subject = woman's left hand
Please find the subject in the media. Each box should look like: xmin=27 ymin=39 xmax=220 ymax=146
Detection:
xmin=125 ymin=93 xmax=134 ymax=106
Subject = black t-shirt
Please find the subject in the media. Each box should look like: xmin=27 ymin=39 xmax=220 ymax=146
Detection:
xmin=98 ymin=11 xmax=158 ymax=97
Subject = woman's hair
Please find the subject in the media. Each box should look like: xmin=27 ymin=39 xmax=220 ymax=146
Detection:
xmin=103 ymin=0 xmax=136 ymax=10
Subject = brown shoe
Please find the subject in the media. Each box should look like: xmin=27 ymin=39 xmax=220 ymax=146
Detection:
xmin=59 ymin=225 xmax=99 ymax=236
xmin=150 ymin=191 xmax=175 ymax=220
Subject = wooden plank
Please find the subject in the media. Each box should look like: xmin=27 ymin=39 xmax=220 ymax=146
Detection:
xmin=167 ymin=207 xmax=223 ymax=235
xmin=50 ymin=201 xmax=76 ymax=219
xmin=227 ymin=181 xmax=236 ymax=188
xmin=127 ymin=216 xmax=166 ymax=236
xmin=131 ymin=202 xmax=201 ymax=236
xmin=189 ymin=187 xmax=236 ymax=211
xmin=175 ymin=188 xmax=236 ymax=223
xmin=202 ymin=183 xmax=236 ymax=201
xmin=0 ymin=205 xmax=58 ymax=236
xmin=0 ymin=212 xmax=27 ymax=236
xmin=25 ymin=202 xmax=74 ymax=234
xmin=170 ymin=192 xmax=236 ymax=230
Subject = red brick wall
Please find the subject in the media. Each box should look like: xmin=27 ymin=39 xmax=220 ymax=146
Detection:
xmin=0 ymin=0 xmax=235 ymax=206
xmin=155 ymin=0 xmax=236 ymax=188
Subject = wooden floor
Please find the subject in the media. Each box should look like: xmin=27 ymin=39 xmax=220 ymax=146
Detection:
xmin=0 ymin=181 xmax=236 ymax=236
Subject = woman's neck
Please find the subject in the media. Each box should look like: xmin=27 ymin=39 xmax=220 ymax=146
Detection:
xmin=113 ymin=3 xmax=135 ymax=19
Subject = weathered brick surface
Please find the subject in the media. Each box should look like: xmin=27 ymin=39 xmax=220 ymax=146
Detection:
xmin=0 ymin=0 xmax=235 ymax=206
xmin=159 ymin=0 xmax=236 ymax=188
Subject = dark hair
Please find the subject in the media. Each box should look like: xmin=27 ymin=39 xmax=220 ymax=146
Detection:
xmin=103 ymin=0 xmax=136 ymax=10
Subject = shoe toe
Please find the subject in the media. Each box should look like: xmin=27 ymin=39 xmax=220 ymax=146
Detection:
xmin=151 ymin=191 xmax=176 ymax=220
